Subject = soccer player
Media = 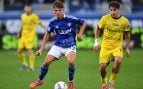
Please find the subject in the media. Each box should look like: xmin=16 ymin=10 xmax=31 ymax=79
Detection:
xmin=17 ymin=4 xmax=46 ymax=72
xmin=93 ymin=1 xmax=130 ymax=89
xmin=29 ymin=1 xmax=87 ymax=89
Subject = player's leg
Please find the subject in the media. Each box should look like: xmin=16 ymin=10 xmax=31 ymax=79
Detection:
xmin=17 ymin=39 xmax=28 ymax=71
xmin=66 ymin=47 xmax=76 ymax=89
xmin=26 ymin=39 xmax=35 ymax=71
xmin=27 ymin=48 xmax=35 ymax=72
xmin=29 ymin=54 xmax=56 ymax=89
xmin=67 ymin=51 xmax=76 ymax=81
xmin=109 ymin=56 xmax=122 ymax=89
xmin=67 ymin=51 xmax=76 ymax=89
xmin=29 ymin=45 xmax=62 ymax=89
xmin=109 ymin=48 xmax=123 ymax=89
xmin=99 ymin=48 xmax=112 ymax=89
xmin=100 ymin=63 xmax=108 ymax=89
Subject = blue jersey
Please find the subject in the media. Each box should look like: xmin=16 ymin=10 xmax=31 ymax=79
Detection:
xmin=47 ymin=14 xmax=85 ymax=48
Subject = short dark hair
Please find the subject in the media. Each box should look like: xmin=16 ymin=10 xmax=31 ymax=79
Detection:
xmin=109 ymin=1 xmax=120 ymax=9
xmin=53 ymin=0 xmax=64 ymax=8
xmin=25 ymin=3 xmax=32 ymax=7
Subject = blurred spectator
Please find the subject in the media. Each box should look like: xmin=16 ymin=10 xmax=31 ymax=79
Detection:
xmin=84 ymin=0 xmax=95 ymax=11
xmin=69 ymin=0 xmax=84 ymax=13
xmin=107 ymin=0 xmax=122 ymax=3
xmin=0 ymin=22 xmax=7 ymax=49
xmin=37 ymin=0 xmax=64 ymax=4
xmin=132 ymin=0 xmax=143 ymax=12
xmin=4 ymin=0 xmax=24 ymax=11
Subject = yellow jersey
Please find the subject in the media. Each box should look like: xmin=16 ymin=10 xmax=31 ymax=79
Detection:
xmin=98 ymin=14 xmax=130 ymax=49
xmin=21 ymin=13 xmax=41 ymax=40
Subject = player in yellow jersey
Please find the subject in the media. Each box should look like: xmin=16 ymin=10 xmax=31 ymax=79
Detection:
xmin=93 ymin=1 xmax=130 ymax=89
xmin=17 ymin=4 xmax=46 ymax=72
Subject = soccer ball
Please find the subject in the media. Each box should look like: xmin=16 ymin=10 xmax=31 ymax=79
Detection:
xmin=54 ymin=81 xmax=68 ymax=89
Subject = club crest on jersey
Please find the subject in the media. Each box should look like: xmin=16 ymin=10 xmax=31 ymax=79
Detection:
xmin=67 ymin=23 xmax=71 ymax=27
xmin=56 ymin=25 xmax=59 ymax=28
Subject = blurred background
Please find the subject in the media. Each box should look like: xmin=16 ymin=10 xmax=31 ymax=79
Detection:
xmin=0 ymin=0 xmax=143 ymax=50
xmin=0 ymin=1 xmax=143 ymax=89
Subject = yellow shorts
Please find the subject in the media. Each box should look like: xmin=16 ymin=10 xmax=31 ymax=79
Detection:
xmin=18 ymin=38 xmax=34 ymax=49
xmin=99 ymin=47 xmax=123 ymax=64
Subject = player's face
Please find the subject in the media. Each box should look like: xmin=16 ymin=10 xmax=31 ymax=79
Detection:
xmin=109 ymin=7 xmax=120 ymax=18
xmin=24 ymin=6 xmax=32 ymax=15
xmin=53 ymin=7 xmax=64 ymax=19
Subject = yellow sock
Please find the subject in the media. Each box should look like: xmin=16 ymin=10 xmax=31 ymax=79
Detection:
xmin=18 ymin=53 xmax=27 ymax=65
xmin=109 ymin=72 xmax=117 ymax=81
xmin=29 ymin=55 xmax=35 ymax=68
xmin=101 ymin=76 xmax=108 ymax=84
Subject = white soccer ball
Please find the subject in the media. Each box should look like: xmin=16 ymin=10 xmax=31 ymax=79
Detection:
xmin=54 ymin=81 xmax=68 ymax=89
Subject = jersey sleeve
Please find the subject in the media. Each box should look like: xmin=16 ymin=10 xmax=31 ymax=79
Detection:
xmin=69 ymin=15 xmax=85 ymax=25
xmin=47 ymin=23 xmax=54 ymax=33
xmin=75 ymin=18 xmax=85 ymax=25
xmin=97 ymin=16 xmax=106 ymax=29
xmin=124 ymin=19 xmax=130 ymax=31
xmin=21 ymin=14 xmax=24 ymax=24
xmin=34 ymin=14 xmax=41 ymax=24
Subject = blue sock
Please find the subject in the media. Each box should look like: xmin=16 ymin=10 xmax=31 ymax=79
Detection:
xmin=68 ymin=66 xmax=75 ymax=81
xmin=39 ymin=65 xmax=48 ymax=80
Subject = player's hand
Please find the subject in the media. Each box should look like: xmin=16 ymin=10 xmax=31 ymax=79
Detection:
xmin=93 ymin=39 xmax=100 ymax=51
xmin=77 ymin=34 xmax=83 ymax=41
xmin=126 ymin=48 xmax=130 ymax=59
xmin=36 ymin=49 xmax=42 ymax=56
xmin=16 ymin=33 xmax=21 ymax=39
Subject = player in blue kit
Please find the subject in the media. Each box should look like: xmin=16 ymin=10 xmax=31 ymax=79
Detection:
xmin=29 ymin=1 xmax=87 ymax=89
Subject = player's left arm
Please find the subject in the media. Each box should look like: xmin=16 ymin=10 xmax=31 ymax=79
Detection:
xmin=124 ymin=30 xmax=131 ymax=58
xmin=39 ymin=22 xmax=47 ymax=30
xmin=124 ymin=19 xmax=131 ymax=58
xmin=35 ymin=14 xmax=46 ymax=30
xmin=77 ymin=21 xmax=87 ymax=41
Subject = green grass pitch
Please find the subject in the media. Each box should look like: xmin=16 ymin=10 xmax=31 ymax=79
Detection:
xmin=0 ymin=49 xmax=143 ymax=89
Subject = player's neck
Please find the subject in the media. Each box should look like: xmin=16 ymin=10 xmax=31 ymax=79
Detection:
xmin=26 ymin=12 xmax=32 ymax=15
xmin=57 ymin=14 xmax=65 ymax=20
xmin=111 ymin=14 xmax=121 ymax=19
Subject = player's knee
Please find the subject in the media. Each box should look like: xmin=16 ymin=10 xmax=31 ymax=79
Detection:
xmin=43 ymin=61 xmax=51 ymax=67
xmin=17 ymin=49 xmax=22 ymax=54
xmin=68 ymin=59 xmax=75 ymax=66
xmin=116 ymin=58 xmax=122 ymax=64
xmin=100 ymin=63 xmax=107 ymax=70
xmin=43 ymin=63 xmax=50 ymax=67
xmin=28 ymin=49 xmax=34 ymax=55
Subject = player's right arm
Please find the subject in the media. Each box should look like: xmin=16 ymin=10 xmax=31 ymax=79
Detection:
xmin=93 ymin=15 xmax=106 ymax=51
xmin=93 ymin=25 xmax=100 ymax=51
xmin=17 ymin=14 xmax=23 ymax=39
xmin=16 ymin=27 xmax=22 ymax=39
xmin=36 ymin=32 xmax=50 ymax=56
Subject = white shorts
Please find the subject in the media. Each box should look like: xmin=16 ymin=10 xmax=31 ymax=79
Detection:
xmin=48 ymin=45 xmax=76 ymax=59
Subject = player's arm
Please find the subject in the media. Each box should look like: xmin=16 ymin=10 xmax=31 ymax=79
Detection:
xmin=17 ymin=15 xmax=23 ymax=39
xmin=77 ymin=21 xmax=87 ymax=41
xmin=125 ymin=31 xmax=130 ymax=58
xmin=34 ymin=14 xmax=46 ymax=30
xmin=93 ymin=15 xmax=106 ymax=51
xmin=39 ymin=22 xmax=47 ymax=30
xmin=17 ymin=27 xmax=22 ymax=38
xmin=36 ymin=32 xmax=50 ymax=56
xmin=93 ymin=25 xmax=100 ymax=51
xmin=95 ymin=25 xmax=100 ymax=40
